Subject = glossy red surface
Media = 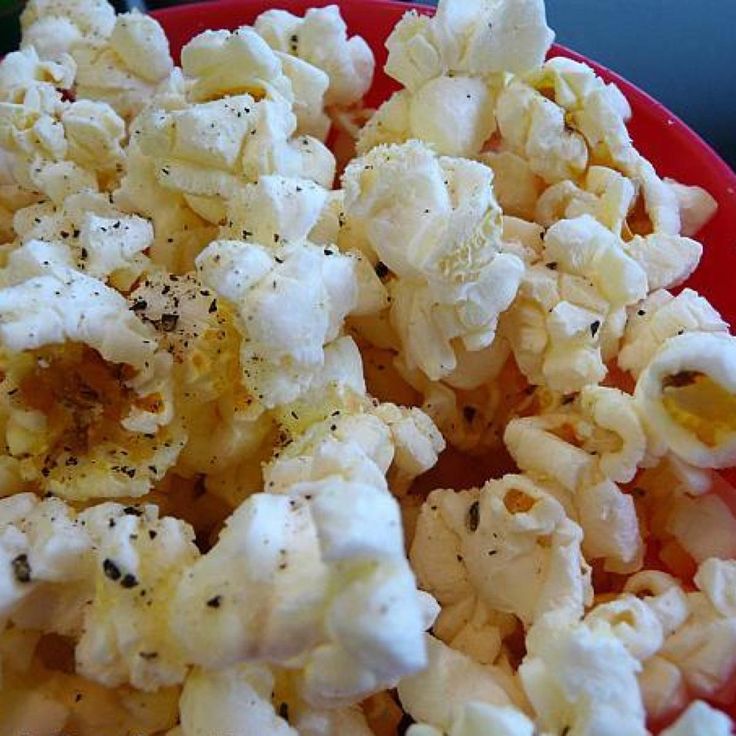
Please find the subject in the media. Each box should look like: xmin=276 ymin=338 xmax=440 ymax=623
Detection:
xmin=151 ymin=0 xmax=736 ymax=725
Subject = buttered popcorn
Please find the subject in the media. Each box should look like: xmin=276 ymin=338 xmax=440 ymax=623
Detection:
xmin=0 ymin=0 xmax=734 ymax=733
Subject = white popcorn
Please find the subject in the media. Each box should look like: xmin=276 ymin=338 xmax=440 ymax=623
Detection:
xmin=397 ymin=635 xmax=518 ymax=731
xmin=342 ymin=140 xmax=523 ymax=381
xmin=20 ymin=0 xmax=115 ymax=58
xmin=694 ymin=558 xmax=736 ymax=618
xmin=171 ymin=428 xmax=431 ymax=708
xmin=480 ymin=150 xmax=543 ymax=221
xmin=519 ymin=617 xmax=647 ymax=736
xmin=73 ymin=12 xmax=173 ymax=119
xmin=384 ymin=0 xmax=553 ymax=92
xmin=496 ymin=80 xmax=588 ymax=183
xmin=358 ymin=75 xmax=496 ymax=158
xmin=254 ymin=4 xmax=375 ymax=107
xmin=0 ymin=493 xmax=93 ymax=635
xmin=75 ymin=503 xmax=198 ymax=691
xmin=625 ymin=232 xmax=702 ymax=291
xmin=660 ymin=700 xmax=734 ymax=736
xmin=634 ymin=332 xmax=736 ymax=468
xmin=196 ymin=238 xmax=357 ymax=408
xmin=14 ymin=192 xmax=153 ymax=288
xmin=666 ymin=179 xmax=718 ymax=237
xmin=412 ymin=475 xmax=592 ymax=628
xmin=179 ymin=665 xmax=296 ymax=736
xmin=535 ymin=166 xmax=635 ymax=236
xmin=0 ymin=46 xmax=75 ymax=103
xmin=585 ymin=594 xmax=664 ymax=660
xmin=623 ymin=570 xmax=691 ymax=637
xmin=638 ymin=655 xmax=687 ymax=722
xmin=619 ymin=288 xmax=728 ymax=378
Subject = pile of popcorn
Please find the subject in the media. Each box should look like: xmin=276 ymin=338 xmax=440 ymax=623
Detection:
xmin=0 ymin=0 xmax=735 ymax=733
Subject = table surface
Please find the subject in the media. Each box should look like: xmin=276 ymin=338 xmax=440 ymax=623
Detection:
xmin=2 ymin=0 xmax=734 ymax=170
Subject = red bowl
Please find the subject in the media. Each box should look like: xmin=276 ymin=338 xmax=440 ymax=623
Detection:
xmin=151 ymin=0 xmax=736 ymax=727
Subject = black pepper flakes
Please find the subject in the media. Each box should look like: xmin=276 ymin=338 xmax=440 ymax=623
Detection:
xmin=590 ymin=320 xmax=601 ymax=337
xmin=208 ymin=299 xmax=218 ymax=313
xmin=123 ymin=506 xmax=142 ymax=516
xmin=103 ymin=558 xmax=122 ymax=581
xmin=12 ymin=553 xmax=32 ymax=583
xmin=374 ymin=261 xmax=389 ymax=279
xmin=279 ymin=702 xmax=289 ymax=722
xmin=466 ymin=501 xmax=480 ymax=532
xmin=160 ymin=314 xmax=179 ymax=332
xmin=121 ymin=574 xmax=139 ymax=589
xmin=206 ymin=595 xmax=222 ymax=608
xmin=148 ymin=530 xmax=158 ymax=540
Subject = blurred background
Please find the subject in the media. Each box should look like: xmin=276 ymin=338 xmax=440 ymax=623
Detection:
xmin=1 ymin=0 xmax=734 ymax=167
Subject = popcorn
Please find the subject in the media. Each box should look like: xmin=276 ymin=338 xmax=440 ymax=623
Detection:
xmin=496 ymin=80 xmax=588 ymax=183
xmin=665 ymin=179 xmax=719 ymax=237
xmin=519 ymin=617 xmax=647 ymax=736
xmin=254 ymin=4 xmax=375 ymax=107
xmin=412 ymin=475 xmax=592 ymax=628
xmin=634 ymin=332 xmax=736 ymax=468
xmin=170 ymin=427 xmax=432 ymax=707
xmin=384 ymin=0 xmax=553 ymax=92
xmin=660 ymin=700 xmax=734 ymax=736
xmin=342 ymin=140 xmax=523 ymax=381
xmin=397 ymin=635 xmax=518 ymax=730
xmin=619 ymin=288 xmax=728 ymax=378
xmin=0 ymin=493 xmax=94 ymax=635
xmin=73 ymin=12 xmax=174 ymax=119
xmin=0 ymin=260 xmax=184 ymax=498
xmin=14 ymin=193 xmax=153 ymax=288
xmin=196 ymin=238 xmax=357 ymax=408
xmin=20 ymin=0 xmax=115 ymax=58
xmin=660 ymin=584 xmax=736 ymax=698
xmin=75 ymin=502 xmax=198 ymax=691
xmin=502 ymin=215 xmax=647 ymax=394
xmin=358 ymin=75 xmax=497 ymax=158
xmin=178 ymin=665 xmax=296 ymax=736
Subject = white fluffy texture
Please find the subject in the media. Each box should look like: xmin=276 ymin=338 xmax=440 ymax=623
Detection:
xmin=0 ymin=496 xmax=198 ymax=692
xmin=634 ymin=332 xmax=736 ymax=468
xmin=358 ymin=75 xmax=496 ymax=158
xmin=0 ymin=493 xmax=94 ymax=635
xmin=503 ymin=215 xmax=647 ymax=394
xmin=623 ymin=570 xmax=690 ymax=638
xmin=75 ymin=503 xmax=198 ymax=691
xmin=656 ymin=560 xmax=736 ymax=699
xmin=254 ymin=5 xmax=375 ymax=107
xmin=503 ymin=390 xmax=646 ymax=490
xmin=137 ymin=93 xmax=334 ymax=215
xmin=20 ymin=0 xmax=114 ymax=58
xmin=585 ymin=594 xmax=664 ymax=661
xmin=665 ymin=494 xmax=736 ymax=564
xmin=496 ymin=80 xmax=588 ymax=183
xmin=694 ymin=558 xmax=736 ymax=618
xmin=0 ymin=46 xmax=75 ymax=102
xmin=179 ymin=665 xmax=296 ymax=736
xmin=411 ymin=475 xmax=592 ymax=629
xmin=397 ymin=635 xmax=518 ymax=731
xmin=666 ymin=179 xmax=719 ymax=237
xmin=73 ymin=12 xmax=173 ymax=119
xmin=619 ymin=288 xmax=728 ymax=378
xmin=342 ymin=140 xmax=524 ymax=381
xmin=625 ymin=232 xmax=702 ymax=292
xmin=519 ymin=617 xmax=647 ymax=736
xmin=170 ymin=429 xmax=431 ymax=707
xmin=196 ymin=238 xmax=357 ymax=408
xmin=660 ymin=701 xmax=734 ymax=736
xmin=0 ymin=259 xmax=158 ymax=372
xmin=384 ymin=0 xmax=553 ymax=92
xmin=535 ymin=166 xmax=635 ymax=236
xmin=14 ymin=192 xmax=153 ymax=287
